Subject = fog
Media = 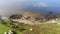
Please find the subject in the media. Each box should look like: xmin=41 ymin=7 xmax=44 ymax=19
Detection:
xmin=0 ymin=0 xmax=60 ymax=17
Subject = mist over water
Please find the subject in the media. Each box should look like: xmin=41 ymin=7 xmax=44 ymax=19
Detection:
xmin=0 ymin=9 xmax=25 ymax=17
xmin=0 ymin=0 xmax=60 ymax=17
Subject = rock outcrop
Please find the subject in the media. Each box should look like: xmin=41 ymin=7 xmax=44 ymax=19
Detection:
xmin=9 ymin=12 xmax=59 ymax=24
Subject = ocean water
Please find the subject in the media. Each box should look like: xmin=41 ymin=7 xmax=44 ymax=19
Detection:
xmin=0 ymin=0 xmax=60 ymax=17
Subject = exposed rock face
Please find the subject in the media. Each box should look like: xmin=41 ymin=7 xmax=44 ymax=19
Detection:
xmin=9 ymin=14 xmax=22 ymax=19
xmin=9 ymin=12 xmax=46 ymax=24
xmin=9 ymin=12 xmax=59 ymax=24
xmin=10 ymin=15 xmax=41 ymax=24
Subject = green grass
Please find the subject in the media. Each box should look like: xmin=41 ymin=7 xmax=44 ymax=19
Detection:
xmin=0 ymin=20 xmax=31 ymax=34
xmin=1 ymin=20 xmax=60 ymax=34
xmin=22 ymin=23 xmax=60 ymax=34
xmin=0 ymin=24 xmax=21 ymax=34
xmin=0 ymin=23 xmax=21 ymax=34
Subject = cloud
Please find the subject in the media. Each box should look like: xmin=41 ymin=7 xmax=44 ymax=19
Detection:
xmin=34 ymin=2 xmax=48 ymax=7
xmin=0 ymin=0 xmax=31 ymax=16
xmin=0 ymin=0 xmax=30 ymax=9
